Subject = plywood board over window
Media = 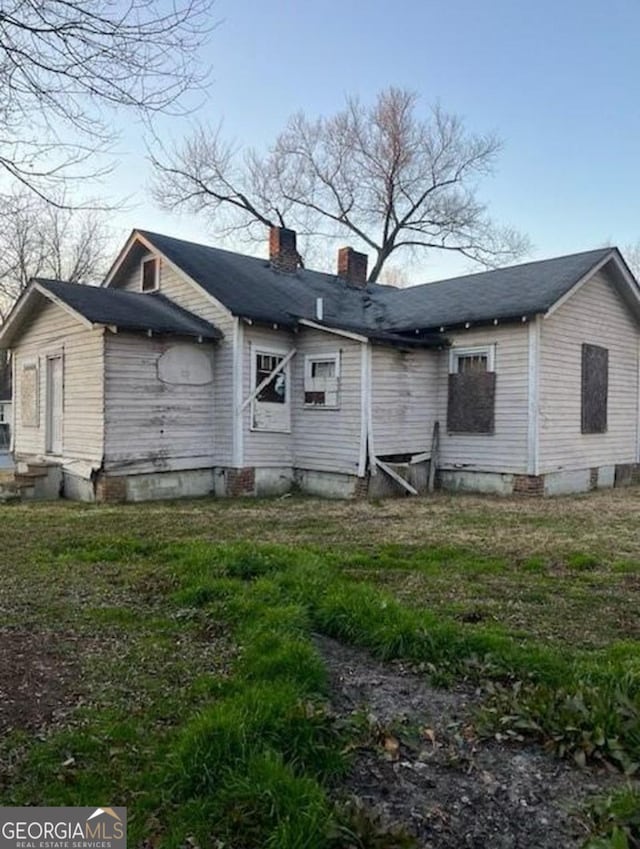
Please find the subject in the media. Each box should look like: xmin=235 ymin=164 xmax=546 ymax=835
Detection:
xmin=581 ymin=343 xmax=608 ymax=434
xmin=20 ymin=362 xmax=39 ymax=427
xmin=447 ymin=345 xmax=496 ymax=434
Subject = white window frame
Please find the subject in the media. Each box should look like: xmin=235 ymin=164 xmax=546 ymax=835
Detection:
xmin=304 ymin=352 xmax=341 ymax=409
xmin=250 ymin=343 xmax=291 ymax=433
xmin=140 ymin=254 xmax=160 ymax=293
xmin=448 ymin=344 xmax=496 ymax=374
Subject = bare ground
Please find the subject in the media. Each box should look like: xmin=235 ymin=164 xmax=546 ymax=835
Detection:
xmin=318 ymin=635 xmax=623 ymax=849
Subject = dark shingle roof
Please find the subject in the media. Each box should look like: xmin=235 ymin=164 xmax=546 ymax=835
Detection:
xmin=36 ymin=278 xmax=222 ymax=340
xmin=137 ymin=231 xmax=624 ymax=334
xmin=376 ymin=248 xmax=617 ymax=330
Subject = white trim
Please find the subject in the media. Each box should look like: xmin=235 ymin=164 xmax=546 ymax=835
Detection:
xmin=10 ymin=350 xmax=16 ymax=451
xmin=298 ymin=318 xmax=368 ymax=343
xmin=366 ymin=342 xmax=376 ymax=475
xmin=544 ymin=252 xmax=616 ymax=318
xmin=448 ymin=344 xmax=496 ymax=373
xmin=637 ymin=335 xmax=640 ymax=463
xmin=44 ymin=350 xmax=64 ymax=456
xmin=527 ymin=316 xmax=541 ymax=475
xmin=140 ymin=254 xmax=160 ymax=292
xmin=358 ymin=343 xmax=368 ymax=477
xmin=232 ymin=318 xmax=244 ymax=467
xmin=248 ymin=342 xmax=292 ymax=434
xmin=32 ymin=283 xmax=95 ymax=330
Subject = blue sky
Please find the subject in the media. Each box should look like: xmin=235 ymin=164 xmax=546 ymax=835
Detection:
xmin=109 ymin=0 xmax=640 ymax=282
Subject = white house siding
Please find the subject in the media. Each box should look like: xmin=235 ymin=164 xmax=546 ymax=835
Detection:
xmin=538 ymin=271 xmax=639 ymax=472
xmin=436 ymin=324 xmax=530 ymax=473
xmin=291 ymin=329 xmax=362 ymax=475
xmin=242 ymin=325 xmax=295 ymax=468
xmin=11 ymin=300 xmax=104 ymax=463
xmin=104 ymin=332 xmax=216 ymax=475
xmin=112 ymin=255 xmax=236 ymax=465
xmin=371 ymin=346 xmax=438 ymax=458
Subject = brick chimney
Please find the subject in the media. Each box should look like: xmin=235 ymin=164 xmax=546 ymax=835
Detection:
xmin=337 ymin=247 xmax=368 ymax=287
xmin=269 ymin=226 xmax=299 ymax=273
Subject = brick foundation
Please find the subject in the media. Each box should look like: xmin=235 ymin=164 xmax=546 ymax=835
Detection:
xmin=95 ymin=474 xmax=127 ymax=503
xmin=226 ymin=467 xmax=256 ymax=497
xmin=354 ymin=475 xmax=369 ymax=499
xmin=512 ymin=474 xmax=545 ymax=496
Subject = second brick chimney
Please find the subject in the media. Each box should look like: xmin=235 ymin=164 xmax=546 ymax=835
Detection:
xmin=337 ymin=247 xmax=368 ymax=287
xmin=269 ymin=226 xmax=299 ymax=273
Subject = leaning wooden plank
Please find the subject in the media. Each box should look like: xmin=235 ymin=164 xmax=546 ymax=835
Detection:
xmin=374 ymin=457 xmax=419 ymax=496
xmin=428 ymin=420 xmax=440 ymax=493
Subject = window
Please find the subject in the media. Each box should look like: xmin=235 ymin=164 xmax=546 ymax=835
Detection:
xmin=447 ymin=345 xmax=496 ymax=434
xmin=251 ymin=347 xmax=291 ymax=432
xmin=581 ymin=343 xmax=608 ymax=434
xmin=141 ymin=256 xmax=159 ymax=292
xmin=304 ymin=353 xmax=340 ymax=407
xmin=20 ymin=362 xmax=39 ymax=427
xmin=256 ymin=353 xmax=286 ymax=404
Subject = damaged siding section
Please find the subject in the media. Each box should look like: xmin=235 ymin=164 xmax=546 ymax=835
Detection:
xmin=371 ymin=346 xmax=438 ymax=458
xmin=103 ymin=332 xmax=215 ymax=475
xmin=114 ymin=257 xmax=236 ymax=465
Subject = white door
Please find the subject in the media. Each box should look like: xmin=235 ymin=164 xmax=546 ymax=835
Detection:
xmin=46 ymin=356 xmax=63 ymax=454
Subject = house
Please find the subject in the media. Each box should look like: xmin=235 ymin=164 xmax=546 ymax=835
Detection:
xmin=0 ymin=226 xmax=639 ymax=502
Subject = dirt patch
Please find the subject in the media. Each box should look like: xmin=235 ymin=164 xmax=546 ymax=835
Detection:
xmin=0 ymin=627 xmax=80 ymax=735
xmin=318 ymin=635 xmax=621 ymax=848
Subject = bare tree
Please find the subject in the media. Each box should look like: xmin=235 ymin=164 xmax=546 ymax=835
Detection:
xmin=0 ymin=189 xmax=112 ymax=321
xmin=0 ymin=0 xmax=213 ymax=201
xmin=152 ymin=87 xmax=529 ymax=282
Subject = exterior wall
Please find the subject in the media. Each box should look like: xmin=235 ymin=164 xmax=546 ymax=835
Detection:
xmin=11 ymin=300 xmax=104 ymax=465
xmin=436 ymin=324 xmax=530 ymax=474
xmin=371 ymin=346 xmax=437 ymax=457
xmin=103 ymin=332 xmax=216 ymax=476
xmin=292 ymin=328 xmax=363 ymax=475
xmin=112 ymin=257 xmax=236 ymax=465
xmin=538 ymin=270 xmax=639 ymax=472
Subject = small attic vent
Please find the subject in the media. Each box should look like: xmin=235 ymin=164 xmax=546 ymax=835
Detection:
xmin=141 ymin=257 xmax=159 ymax=292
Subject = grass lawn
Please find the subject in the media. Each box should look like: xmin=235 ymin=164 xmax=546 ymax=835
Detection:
xmin=0 ymin=489 xmax=639 ymax=847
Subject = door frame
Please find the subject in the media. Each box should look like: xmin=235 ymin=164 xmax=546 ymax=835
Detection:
xmin=45 ymin=352 xmax=64 ymax=455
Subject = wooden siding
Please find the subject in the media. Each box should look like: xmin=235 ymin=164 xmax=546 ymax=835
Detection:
xmin=242 ymin=325 xmax=295 ymax=467
xmin=104 ymin=332 xmax=216 ymax=474
xmin=111 ymin=253 xmax=236 ymax=465
xmin=436 ymin=325 xmax=530 ymax=473
xmin=292 ymin=328 xmax=362 ymax=474
xmin=12 ymin=300 xmax=104 ymax=463
xmin=371 ymin=347 xmax=438 ymax=457
xmin=538 ymin=270 xmax=639 ymax=471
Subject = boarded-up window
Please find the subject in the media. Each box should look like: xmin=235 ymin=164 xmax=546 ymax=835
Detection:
xmin=581 ymin=343 xmax=608 ymax=434
xmin=448 ymin=372 xmax=496 ymax=433
xmin=21 ymin=363 xmax=39 ymax=427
